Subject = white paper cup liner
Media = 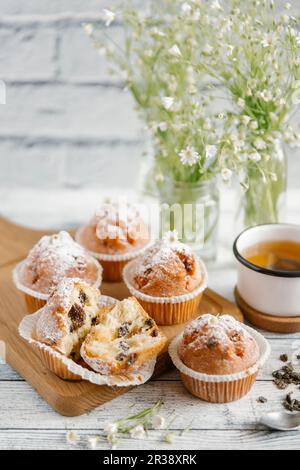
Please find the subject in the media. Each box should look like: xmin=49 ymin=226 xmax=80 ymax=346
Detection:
xmin=18 ymin=296 xmax=156 ymax=387
xmin=123 ymin=258 xmax=208 ymax=305
xmin=169 ymin=324 xmax=271 ymax=383
xmin=12 ymin=257 xmax=103 ymax=301
xmin=75 ymin=226 xmax=153 ymax=262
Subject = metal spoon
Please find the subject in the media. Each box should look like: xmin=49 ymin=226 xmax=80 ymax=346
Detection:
xmin=260 ymin=411 xmax=300 ymax=431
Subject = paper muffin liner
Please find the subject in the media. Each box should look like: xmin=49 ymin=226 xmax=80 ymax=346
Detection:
xmin=169 ymin=324 xmax=271 ymax=403
xmin=18 ymin=296 xmax=156 ymax=387
xmin=12 ymin=257 xmax=103 ymax=314
xmin=123 ymin=259 xmax=208 ymax=325
xmin=75 ymin=226 xmax=153 ymax=282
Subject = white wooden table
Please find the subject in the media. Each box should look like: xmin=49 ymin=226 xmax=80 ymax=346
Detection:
xmin=1 ymin=189 xmax=300 ymax=450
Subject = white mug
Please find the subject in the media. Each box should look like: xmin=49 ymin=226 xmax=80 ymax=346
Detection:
xmin=233 ymin=224 xmax=300 ymax=317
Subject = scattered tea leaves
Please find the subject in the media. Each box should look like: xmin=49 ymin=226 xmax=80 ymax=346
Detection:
xmin=283 ymin=392 xmax=300 ymax=412
xmin=280 ymin=354 xmax=288 ymax=363
xmin=257 ymin=396 xmax=268 ymax=404
xmin=272 ymin=363 xmax=300 ymax=390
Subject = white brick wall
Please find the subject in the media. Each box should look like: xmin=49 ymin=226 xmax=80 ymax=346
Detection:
xmin=0 ymin=0 xmax=299 ymax=194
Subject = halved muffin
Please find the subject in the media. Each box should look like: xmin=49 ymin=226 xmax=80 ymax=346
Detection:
xmin=35 ymin=278 xmax=100 ymax=360
xmin=81 ymin=297 xmax=167 ymax=375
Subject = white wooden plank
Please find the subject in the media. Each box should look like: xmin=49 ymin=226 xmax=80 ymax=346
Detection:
xmin=0 ymin=365 xmax=22 ymax=381
xmin=0 ymin=429 xmax=299 ymax=450
xmin=0 ymin=380 xmax=297 ymax=431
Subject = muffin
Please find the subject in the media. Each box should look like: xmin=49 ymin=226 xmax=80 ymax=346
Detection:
xmin=169 ymin=314 xmax=269 ymax=403
xmin=13 ymin=231 xmax=102 ymax=313
xmin=20 ymin=281 xmax=162 ymax=384
xmin=123 ymin=239 xmax=207 ymax=325
xmin=35 ymin=279 xmax=100 ymax=358
xmin=81 ymin=297 xmax=167 ymax=375
xmin=76 ymin=201 xmax=150 ymax=282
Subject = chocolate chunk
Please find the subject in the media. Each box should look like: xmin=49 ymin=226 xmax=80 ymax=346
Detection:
xmin=177 ymin=251 xmax=194 ymax=273
xmin=127 ymin=353 xmax=137 ymax=366
xmin=119 ymin=341 xmax=130 ymax=352
xmin=68 ymin=303 xmax=86 ymax=332
xmin=151 ymin=329 xmax=159 ymax=337
xmin=79 ymin=290 xmax=88 ymax=306
xmin=230 ymin=332 xmax=241 ymax=343
xmin=118 ymin=322 xmax=130 ymax=337
xmin=144 ymin=318 xmax=154 ymax=330
xmin=116 ymin=352 xmax=127 ymax=362
xmin=206 ymin=337 xmax=219 ymax=349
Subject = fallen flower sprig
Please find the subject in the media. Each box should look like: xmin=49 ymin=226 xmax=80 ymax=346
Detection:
xmin=103 ymin=399 xmax=165 ymax=447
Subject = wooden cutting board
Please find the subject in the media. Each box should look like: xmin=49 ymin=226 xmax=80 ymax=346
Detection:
xmin=0 ymin=217 xmax=243 ymax=417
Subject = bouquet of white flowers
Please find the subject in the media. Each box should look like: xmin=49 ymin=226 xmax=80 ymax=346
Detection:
xmin=196 ymin=0 xmax=300 ymax=225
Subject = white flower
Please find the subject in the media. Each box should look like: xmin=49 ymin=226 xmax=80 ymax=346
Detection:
xmin=130 ymin=425 xmax=146 ymax=440
xmin=261 ymin=33 xmax=276 ymax=48
xmin=179 ymin=146 xmax=200 ymax=166
xmin=188 ymin=84 xmax=197 ymax=95
xmin=155 ymin=173 xmax=165 ymax=183
xmin=249 ymin=152 xmax=261 ymax=162
xmin=279 ymin=98 xmax=286 ymax=106
xmin=270 ymin=173 xmax=278 ymax=182
xmin=205 ymin=145 xmax=218 ymax=159
xmin=162 ymin=96 xmax=175 ymax=111
xmin=87 ymin=436 xmax=100 ymax=450
xmin=203 ymin=118 xmax=212 ymax=131
xmin=152 ymin=415 xmax=166 ymax=430
xmin=169 ymin=45 xmax=182 ymax=58
xmin=254 ymin=138 xmax=267 ymax=150
xmin=250 ymin=120 xmax=258 ymax=130
xmin=103 ymin=9 xmax=115 ymax=27
xmin=211 ymin=0 xmax=222 ymax=10
xmin=259 ymin=89 xmax=273 ymax=102
xmin=270 ymin=112 xmax=277 ymax=122
xmin=233 ymin=140 xmax=245 ymax=152
xmin=104 ymin=422 xmax=118 ymax=436
xmin=158 ymin=122 xmax=168 ymax=132
xmin=221 ymin=168 xmax=233 ymax=182
xmin=241 ymin=115 xmax=251 ymax=126
xmin=83 ymin=23 xmax=94 ymax=36
xmin=237 ymin=98 xmax=245 ymax=108
xmin=164 ymin=230 xmax=179 ymax=243
xmin=66 ymin=431 xmax=79 ymax=445
xmin=203 ymin=43 xmax=213 ymax=54
xmin=223 ymin=44 xmax=234 ymax=57
xmin=165 ymin=432 xmax=175 ymax=444
xmin=285 ymin=2 xmax=292 ymax=10
xmin=181 ymin=2 xmax=192 ymax=14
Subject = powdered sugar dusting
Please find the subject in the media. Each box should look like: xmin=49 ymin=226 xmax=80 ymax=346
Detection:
xmin=94 ymin=202 xmax=147 ymax=242
xmin=136 ymin=240 xmax=195 ymax=277
xmin=20 ymin=231 xmax=99 ymax=294
xmin=184 ymin=314 xmax=249 ymax=349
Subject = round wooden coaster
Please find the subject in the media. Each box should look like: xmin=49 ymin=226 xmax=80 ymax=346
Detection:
xmin=234 ymin=287 xmax=300 ymax=333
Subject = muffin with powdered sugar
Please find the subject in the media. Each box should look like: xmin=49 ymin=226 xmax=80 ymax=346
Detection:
xmin=76 ymin=201 xmax=150 ymax=282
xmin=123 ymin=238 xmax=207 ymax=325
xmin=13 ymin=231 xmax=102 ymax=312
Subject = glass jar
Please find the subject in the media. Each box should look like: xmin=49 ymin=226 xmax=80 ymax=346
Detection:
xmin=236 ymin=140 xmax=287 ymax=229
xmin=158 ymin=177 xmax=220 ymax=261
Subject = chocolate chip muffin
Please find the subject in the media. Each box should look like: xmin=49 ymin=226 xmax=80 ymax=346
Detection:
xmin=35 ymin=278 xmax=100 ymax=360
xmin=179 ymin=314 xmax=260 ymax=375
xmin=81 ymin=297 xmax=166 ymax=375
xmin=132 ymin=240 xmax=203 ymax=297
